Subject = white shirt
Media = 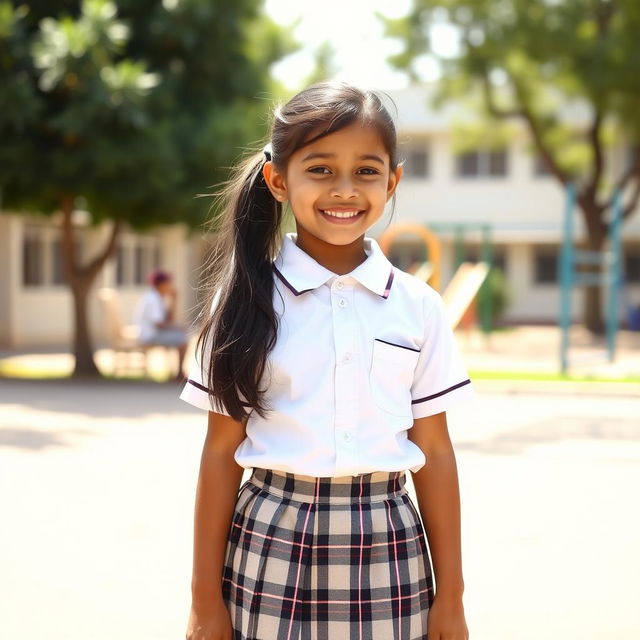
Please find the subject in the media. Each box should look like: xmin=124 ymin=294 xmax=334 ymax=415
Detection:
xmin=134 ymin=288 xmax=166 ymax=343
xmin=179 ymin=232 xmax=476 ymax=476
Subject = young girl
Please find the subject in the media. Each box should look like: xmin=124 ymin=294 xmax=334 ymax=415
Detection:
xmin=181 ymin=81 xmax=475 ymax=640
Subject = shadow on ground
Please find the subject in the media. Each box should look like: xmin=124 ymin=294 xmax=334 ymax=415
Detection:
xmin=0 ymin=377 xmax=191 ymax=419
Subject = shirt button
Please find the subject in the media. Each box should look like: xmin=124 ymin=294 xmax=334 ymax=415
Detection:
xmin=338 ymin=298 xmax=347 ymax=308
xmin=343 ymin=431 xmax=352 ymax=442
xmin=336 ymin=280 xmax=344 ymax=289
xmin=342 ymin=352 xmax=352 ymax=363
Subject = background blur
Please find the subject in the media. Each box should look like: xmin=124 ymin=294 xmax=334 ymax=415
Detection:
xmin=1 ymin=1 xmax=639 ymax=639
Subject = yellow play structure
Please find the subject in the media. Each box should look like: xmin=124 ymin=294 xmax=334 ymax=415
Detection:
xmin=378 ymin=223 xmax=490 ymax=330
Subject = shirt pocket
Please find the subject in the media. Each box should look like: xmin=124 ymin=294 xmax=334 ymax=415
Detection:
xmin=369 ymin=338 xmax=420 ymax=418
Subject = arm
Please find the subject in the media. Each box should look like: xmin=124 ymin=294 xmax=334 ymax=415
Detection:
xmin=408 ymin=411 xmax=469 ymax=639
xmin=187 ymin=410 xmax=247 ymax=638
xmin=164 ymin=283 xmax=177 ymax=324
xmin=155 ymin=289 xmax=178 ymax=328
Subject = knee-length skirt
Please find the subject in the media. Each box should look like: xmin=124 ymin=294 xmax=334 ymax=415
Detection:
xmin=222 ymin=467 xmax=434 ymax=640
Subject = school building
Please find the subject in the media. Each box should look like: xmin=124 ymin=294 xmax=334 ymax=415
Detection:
xmin=1 ymin=84 xmax=639 ymax=348
xmin=370 ymin=85 xmax=640 ymax=326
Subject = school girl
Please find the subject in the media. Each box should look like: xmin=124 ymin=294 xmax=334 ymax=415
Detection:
xmin=181 ymin=82 xmax=475 ymax=640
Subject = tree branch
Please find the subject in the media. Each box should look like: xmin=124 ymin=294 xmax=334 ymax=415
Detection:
xmin=586 ymin=108 xmax=605 ymax=200
xmin=509 ymin=77 xmax=571 ymax=186
xmin=83 ymin=218 xmax=122 ymax=283
xmin=480 ymin=70 xmax=522 ymax=119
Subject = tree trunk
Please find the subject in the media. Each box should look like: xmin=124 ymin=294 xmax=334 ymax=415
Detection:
xmin=60 ymin=195 xmax=121 ymax=378
xmin=579 ymin=202 xmax=607 ymax=335
xmin=70 ymin=278 xmax=100 ymax=377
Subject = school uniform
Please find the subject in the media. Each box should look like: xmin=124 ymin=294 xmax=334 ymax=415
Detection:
xmin=180 ymin=231 xmax=475 ymax=639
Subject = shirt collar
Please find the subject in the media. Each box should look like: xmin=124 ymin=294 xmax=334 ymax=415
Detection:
xmin=272 ymin=232 xmax=395 ymax=299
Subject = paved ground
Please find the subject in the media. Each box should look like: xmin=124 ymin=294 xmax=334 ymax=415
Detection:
xmin=1 ymin=377 xmax=639 ymax=640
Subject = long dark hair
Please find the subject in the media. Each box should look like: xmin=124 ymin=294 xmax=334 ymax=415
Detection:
xmin=195 ymin=81 xmax=399 ymax=422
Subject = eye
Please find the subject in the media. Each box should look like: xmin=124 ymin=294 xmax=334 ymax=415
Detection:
xmin=357 ymin=167 xmax=381 ymax=176
xmin=307 ymin=166 xmax=331 ymax=175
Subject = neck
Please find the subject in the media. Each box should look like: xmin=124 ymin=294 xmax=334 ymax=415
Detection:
xmin=293 ymin=230 xmax=368 ymax=275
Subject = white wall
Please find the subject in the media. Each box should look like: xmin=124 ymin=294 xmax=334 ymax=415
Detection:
xmin=1 ymin=214 xmax=195 ymax=348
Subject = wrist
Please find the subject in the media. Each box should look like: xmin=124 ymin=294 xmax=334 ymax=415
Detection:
xmin=435 ymin=582 xmax=465 ymax=601
xmin=191 ymin=581 xmax=223 ymax=606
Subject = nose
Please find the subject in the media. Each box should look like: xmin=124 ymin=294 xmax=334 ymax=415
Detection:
xmin=330 ymin=175 xmax=358 ymax=199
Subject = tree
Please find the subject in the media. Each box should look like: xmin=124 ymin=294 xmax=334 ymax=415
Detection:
xmin=384 ymin=0 xmax=640 ymax=333
xmin=0 ymin=0 xmax=294 ymax=375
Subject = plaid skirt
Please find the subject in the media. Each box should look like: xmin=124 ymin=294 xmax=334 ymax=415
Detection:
xmin=221 ymin=467 xmax=434 ymax=640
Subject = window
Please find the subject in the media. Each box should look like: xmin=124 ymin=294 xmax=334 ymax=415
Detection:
xmin=114 ymin=235 xmax=162 ymax=286
xmin=533 ymin=246 xmax=559 ymax=284
xmin=52 ymin=239 xmax=65 ymax=285
xmin=402 ymin=145 xmax=430 ymax=178
xmin=22 ymin=226 xmax=84 ymax=287
xmin=460 ymin=247 xmax=507 ymax=274
xmin=624 ymin=249 xmax=640 ymax=283
xmin=115 ymin=245 xmax=128 ymax=286
xmin=488 ymin=150 xmax=507 ymax=176
xmin=22 ymin=229 xmax=43 ymax=286
xmin=457 ymin=152 xmax=479 ymax=177
xmin=455 ymin=149 xmax=508 ymax=178
xmin=533 ymin=153 xmax=551 ymax=178
xmin=134 ymin=244 xmax=145 ymax=285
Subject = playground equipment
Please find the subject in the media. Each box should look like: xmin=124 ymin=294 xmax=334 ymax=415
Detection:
xmin=430 ymin=222 xmax=493 ymax=333
xmin=559 ymin=185 xmax=623 ymax=373
xmin=378 ymin=222 xmax=491 ymax=330
xmin=441 ymin=261 xmax=490 ymax=329
xmin=378 ymin=222 xmax=443 ymax=291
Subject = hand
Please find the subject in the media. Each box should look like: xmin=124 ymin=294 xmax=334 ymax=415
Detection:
xmin=186 ymin=599 xmax=233 ymax=640
xmin=426 ymin=594 xmax=469 ymax=640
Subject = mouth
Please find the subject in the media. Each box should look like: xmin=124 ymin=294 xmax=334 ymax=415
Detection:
xmin=318 ymin=208 xmax=366 ymax=223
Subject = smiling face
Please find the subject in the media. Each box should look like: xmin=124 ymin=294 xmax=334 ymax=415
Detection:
xmin=263 ymin=121 xmax=402 ymax=252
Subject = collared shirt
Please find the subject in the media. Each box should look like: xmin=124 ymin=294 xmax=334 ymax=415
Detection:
xmin=179 ymin=232 xmax=475 ymax=476
xmin=134 ymin=288 xmax=167 ymax=343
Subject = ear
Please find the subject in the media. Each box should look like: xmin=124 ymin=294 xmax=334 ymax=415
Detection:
xmin=385 ymin=165 xmax=403 ymax=202
xmin=262 ymin=161 xmax=288 ymax=203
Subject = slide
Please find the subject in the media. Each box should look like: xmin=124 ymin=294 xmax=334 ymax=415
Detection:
xmin=441 ymin=261 xmax=490 ymax=329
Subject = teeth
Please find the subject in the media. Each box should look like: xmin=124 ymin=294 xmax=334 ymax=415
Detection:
xmin=322 ymin=210 xmax=361 ymax=218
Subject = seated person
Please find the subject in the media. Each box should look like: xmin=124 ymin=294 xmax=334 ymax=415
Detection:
xmin=134 ymin=269 xmax=188 ymax=380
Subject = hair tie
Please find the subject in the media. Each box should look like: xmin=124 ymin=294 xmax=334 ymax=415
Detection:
xmin=263 ymin=142 xmax=273 ymax=162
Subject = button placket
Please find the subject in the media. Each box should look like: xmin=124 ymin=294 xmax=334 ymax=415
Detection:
xmin=332 ymin=282 xmax=358 ymax=474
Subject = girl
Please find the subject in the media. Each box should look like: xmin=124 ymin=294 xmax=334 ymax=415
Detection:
xmin=182 ymin=82 xmax=475 ymax=640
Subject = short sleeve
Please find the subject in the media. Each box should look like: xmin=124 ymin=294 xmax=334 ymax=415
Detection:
xmin=179 ymin=290 xmax=231 ymax=415
xmin=410 ymin=291 xmax=476 ymax=419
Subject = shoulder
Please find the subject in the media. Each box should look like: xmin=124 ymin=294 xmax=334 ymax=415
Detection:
xmin=388 ymin=266 xmax=443 ymax=317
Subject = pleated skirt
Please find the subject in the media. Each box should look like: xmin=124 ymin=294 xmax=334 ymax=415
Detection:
xmin=221 ymin=467 xmax=434 ymax=640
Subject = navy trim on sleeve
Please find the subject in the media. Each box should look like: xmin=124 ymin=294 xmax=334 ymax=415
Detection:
xmin=187 ymin=378 xmax=253 ymax=408
xmin=411 ymin=379 xmax=471 ymax=405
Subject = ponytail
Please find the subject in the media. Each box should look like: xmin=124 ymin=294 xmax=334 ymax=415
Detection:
xmin=196 ymin=149 xmax=283 ymax=422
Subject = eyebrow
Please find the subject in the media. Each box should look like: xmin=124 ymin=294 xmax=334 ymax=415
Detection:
xmin=300 ymin=152 xmax=386 ymax=165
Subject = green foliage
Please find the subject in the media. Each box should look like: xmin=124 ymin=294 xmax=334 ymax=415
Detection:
xmin=0 ymin=0 xmax=296 ymax=228
xmin=482 ymin=266 xmax=512 ymax=324
xmin=384 ymin=0 xmax=640 ymax=184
